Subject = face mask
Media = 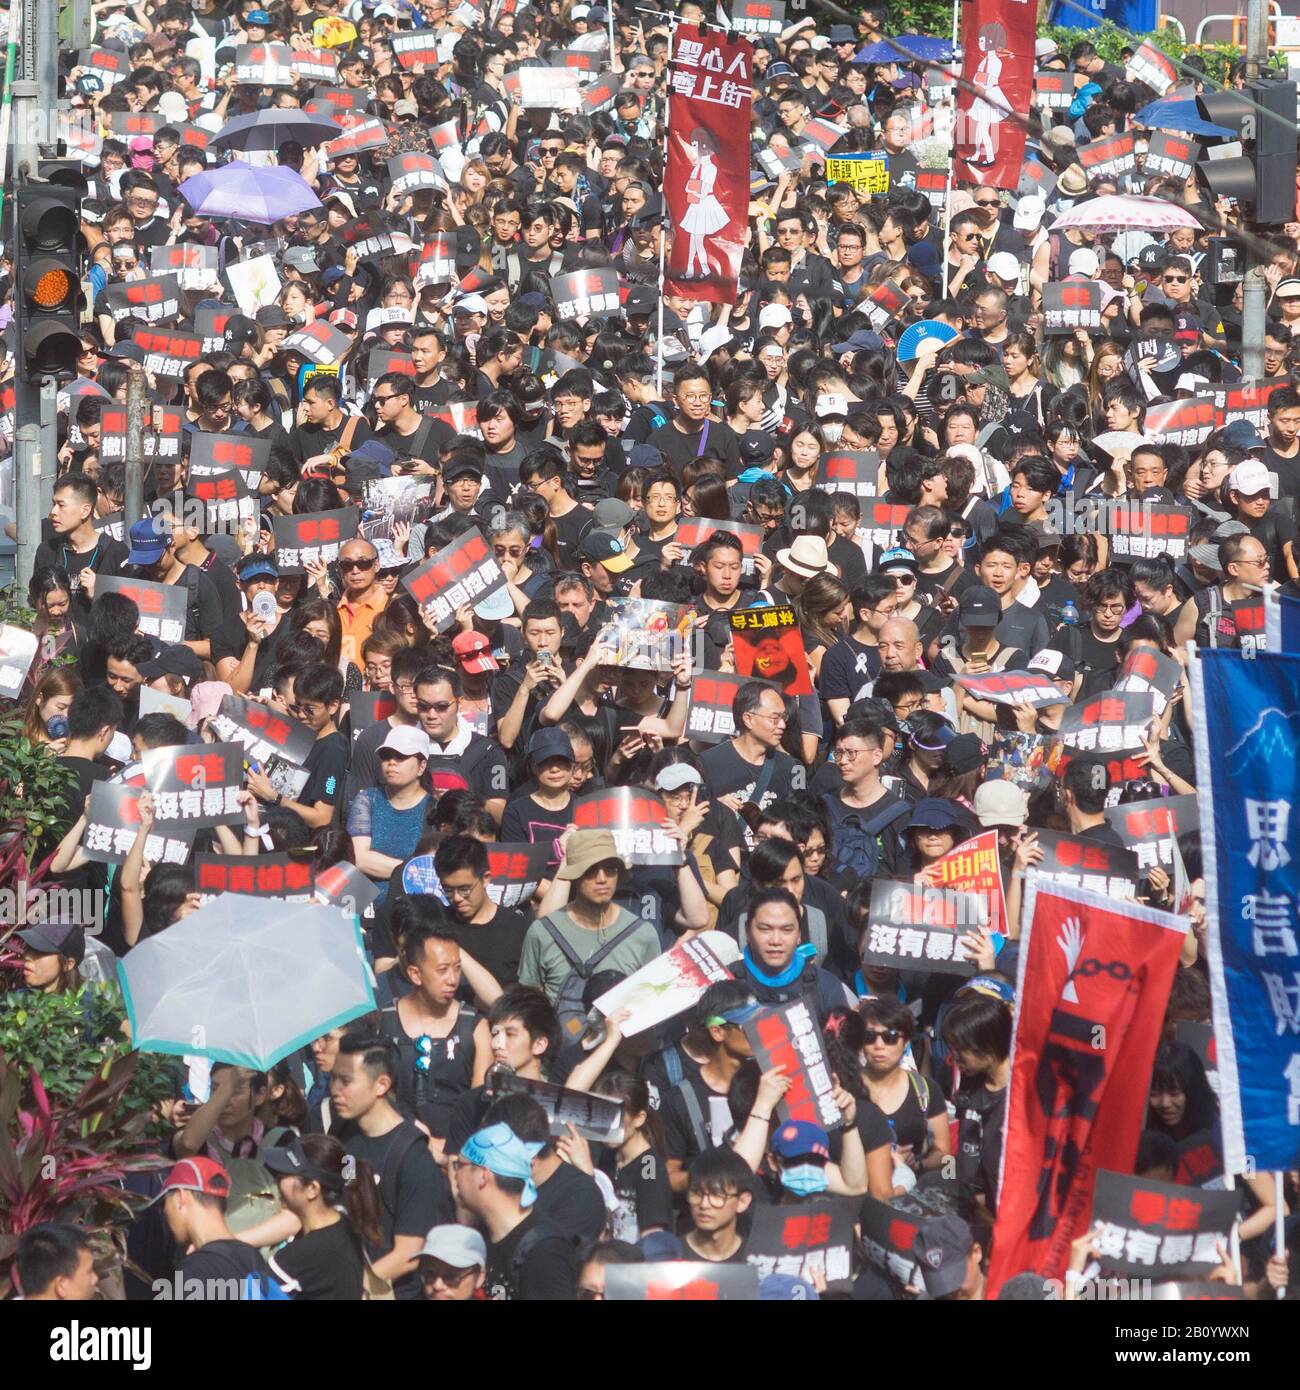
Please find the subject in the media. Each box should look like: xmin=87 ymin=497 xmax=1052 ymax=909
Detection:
xmin=780 ymin=1162 xmax=829 ymax=1197
xmin=821 ymin=420 xmax=844 ymax=444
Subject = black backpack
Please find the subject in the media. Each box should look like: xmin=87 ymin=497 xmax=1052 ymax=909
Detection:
xmin=823 ymin=794 xmax=910 ymax=882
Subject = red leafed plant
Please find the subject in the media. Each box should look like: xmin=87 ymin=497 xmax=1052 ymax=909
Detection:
xmin=0 ymin=1048 xmax=167 ymax=1298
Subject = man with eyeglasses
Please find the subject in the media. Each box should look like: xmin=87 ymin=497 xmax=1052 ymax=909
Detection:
xmin=646 ymin=365 xmax=742 ymax=475
xmin=435 ymin=835 xmax=529 ymax=996
xmin=336 ymin=538 xmax=388 ymax=670
xmin=372 ymin=372 xmax=453 ymax=472
xmin=117 ymin=173 xmax=169 ymax=246
xmin=415 ymin=665 xmax=508 ymax=822
xmin=700 ymin=681 xmax=798 ymax=842
xmin=344 ymin=645 xmax=426 ymax=803
xmin=822 ymin=716 xmax=910 ymax=877
xmin=1175 ymin=531 xmax=1271 ymax=651
xmin=945 ymin=211 xmax=985 ymax=297
xmin=819 ymin=576 xmax=898 ymax=726
xmin=247 ymin=662 xmax=350 ymax=830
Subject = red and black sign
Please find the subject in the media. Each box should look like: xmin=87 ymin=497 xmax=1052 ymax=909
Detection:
xmin=582 ymin=77 xmax=618 ymax=114
xmin=81 ymin=782 xmax=195 ymax=867
xmin=858 ymin=1195 xmax=925 ymax=1287
xmin=1143 ymin=396 xmax=1217 ymax=451
xmin=743 ymin=998 xmax=842 ymax=1131
xmin=403 ymin=528 xmax=505 ymax=631
xmin=208 ymin=694 xmax=316 ymax=767
xmin=1231 ymin=595 xmax=1267 ymax=656
xmin=1033 ymin=69 xmax=1073 ymax=109
xmin=173 ymin=122 xmax=212 ymax=151
xmin=366 ymin=351 xmax=416 ymax=391
xmin=745 ymin=1199 xmax=855 ymax=1293
xmin=1056 ymin=690 xmax=1154 ymax=753
xmin=605 ymin=1263 xmax=758 ymax=1301
xmin=327 ymin=117 xmax=389 ymax=160
xmin=1089 ymin=1171 xmax=1239 ymax=1278
xmin=1145 ymin=130 xmax=1200 ymax=181
xmin=1112 ymin=645 xmax=1182 ymax=714
xmin=864 ymin=880 xmax=982 ymax=975
xmin=551 ymin=267 xmax=621 ymax=322
xmin=1018 ymin=159 xmax=1056 ymax=199
xmin=1125 ymin=41 xmax=1177 ymax=96
xmin=914 ymin=168 xmax=949 ymax=211
xmin=102 ymin=274 xmax=181 ymax=324
xmin=686 ymin=670 xmax=774 ymax=743
xmin=573 ymin=787 xmax=683 ymax=866
xmin=96 ymin=575 xmax=188 ymax=644
xmin=864 ymin=278 xmax=908 ymax=331
xmin=555 ymin=47 xmax=598 ymax=70
xmin=189 ymin=432 xmax=272 ymax=480
xmin=341 ymin=213 xmax=396 ymax=262
xmin=1105 ymin=500 xmax=1195 ymax=563
xmin=1053 ymin=744 xmax=1149 ymax=794
xmin=1215 ymin=378 xmax=1284 ymax=432
xmin=731 ymin=0 xmax=785 ymax=34
xmin=1042 ymin=280 xmax=1103 ymax=335
xmin=485 ymin=842 xmax=553 ymax=908
xmin=818 ymin=450 xmax=882 ymax=498
xmin=729 ymin=605 xmax=813 ymax=696
xmin=272 ymin=508 xmax=359 ymax=575
xmin=193 ymin=303 xmax=234 ymax=350
xmin=674 ymin=516 xmax=764 ymax=572
xmin=108 ymin=110 xmax=164 ymax=138
xmin=855 ymin=497 xmax=910 ymax=550
xmin=956 ymin=669 xmax=1067 ymax=709
xmin=389 ymin=151 xmax=447 ymax=198
xmin=313 ymin=84 xmax=367 ymax=111
xmin=1078 ymin=131 xmax=1137 ymax=181
xmin=414 ymin=232 xmax=457 ymax=286
xmin=129 ymin=326 xmax=206 ymax=379
xmin=79 ymin=47 xmax=128 ymax=84
xmin=345 ymin=690 xmax=398 ymax=743
xmin=189 ymin=469 xmax=258 ymax=531
xmin=282 ymin=319 xmax=352 ymax=365
xmin=195 ymin=853 xmax=317 ymax=900
xmin=140 ymin=742 xmax=247 ymax=828
xmin=315 ymin=859 xmax=381 ymax=920
xmin=235 ymin=42 xmax=295 ymax=86
xmin=392 ymin=29 xmax=442 ymax=68
xmin=1102 ymin=793 xmax=1199 ymax=873
xmin=101 ymin=405 xmax=183 ymax=462
xmin=1028 ymin=828 xmax=1141 ymax=898
xmin=291 ymin=47 xmax=339 ymax=82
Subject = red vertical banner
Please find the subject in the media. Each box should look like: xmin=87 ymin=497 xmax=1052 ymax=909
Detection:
xmin=954 ymin=0 xmax=1035 ymax=188
xmin=664 ymin=25 xmax=753 ymax=303
xmin=986 ymin=878 xmax=1187 ymax=1298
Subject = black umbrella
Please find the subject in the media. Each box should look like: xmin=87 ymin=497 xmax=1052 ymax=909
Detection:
xmin=210 ymin=109 xmax=342 ymax=153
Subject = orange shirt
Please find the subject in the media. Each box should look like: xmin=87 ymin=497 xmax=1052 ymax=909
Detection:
xmin=337 ymin=586 xmax=388 ymax=668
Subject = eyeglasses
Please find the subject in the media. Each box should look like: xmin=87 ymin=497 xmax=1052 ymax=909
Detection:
xmin=339 ymin=557 xmax=376 ymax=571
xmin=1163 ymin=274 xmax=1189 ymax=284
xmin=373 ymin=393 xmax=399 ymax=404
xmin=752 ymin=710 xmax=788 ymax=725
xmin=974 ymin=198 xmax=999 ymax=208
xmin=863 ymin=1028 xmax=903 ymax=1045
xmin=689 ymin=1187 xmax=741 ymax=1206
xmin=444 ymin=882 xmax=480 ymax=899
xmin=417 ymin=698 xmax=457 ymax=714
xmin=394 ymin=680 xmax=415 ymax=694
xmin=494 ymin=545 xmax=525 ymax=557
xmin=1094 ymin=599 xmax=1128 ymax=613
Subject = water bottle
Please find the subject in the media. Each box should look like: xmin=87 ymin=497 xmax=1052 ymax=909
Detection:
xmin=1060 ymin=600 xmax=1079 ymax=627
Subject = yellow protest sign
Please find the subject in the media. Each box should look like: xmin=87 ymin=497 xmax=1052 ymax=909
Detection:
xmin=824 ymin=156 xmax=890 ymax=195
xmin=313 ymin=16 xmax=358 ymax=47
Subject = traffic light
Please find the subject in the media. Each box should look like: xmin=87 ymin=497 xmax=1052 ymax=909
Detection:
xmin=1195 ymin=79 xmax=1299 ymax=225
xmin=13 ymin=183 xmax=82 ymax=383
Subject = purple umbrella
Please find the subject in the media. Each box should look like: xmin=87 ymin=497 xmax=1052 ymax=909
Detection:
xmin=178 ymin=163 xmax=323 ymax=225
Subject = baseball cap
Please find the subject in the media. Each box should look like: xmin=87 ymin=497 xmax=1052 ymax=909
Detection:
xmin=420 ymin=1225 xmax=487 ymax=1268
xmin=1013 ymin=195 xmax=1045 ymax=231
xmin=126 ymin=516 xmax=171 ymax=566
xmin=770 ymin=1121 xmax=831 ymax=1161
xmin=1026 ymin=648 xmax=1076 ymax=683
xmin=455 ymin=293 xmax=489 ymax=315
xmin=985 ymin=251 xmax=1021 ymax=284
xmin=906 ymin=796 xmax=966 ymax=829
xmin=323 ymin=190 xmax=358 ymax=218
xmin=1067 ymin=247 xmax=1100 ymax=278
xmin=912 ymin=1214 xmax=975 ymax=1298
xmin=282 ymin=245 xmax=320 ymax=274
xmin=261 ymin=1133 xmax=338 ymax=1183
xmin=592 ymin=497 xmax=635 ymax=531
xmin=958 ymin=584 xmax=1000 ymax=628
xmin=393 ymin=99 xmax=419 ymax=118
xmin=829 ymin=328 xmax=885 ymax=355
xmin=452 ymin=629 xmax=498 ymax=674
xmin=245 ymin=8 xmax=271 ymax=22
xmin=155 ymin=1156 xmax=232 ymax=1202
xmin=941 ymin=733 xmax=988 ymax=777
xmin=973 ymin=778 xmax=1029 ymax=829
xmin=741 ymin=433 xmax=777 ymax=466
xmin=1228 ymin=459 xmax=1271 ymax=496
xmin=1219 ymin=419 xmax=1266 ymax=452
xmin=655 ymin=763 xmax=703 ymax=793
xmin=139 ymin=644 xmax=204 ymax=683
xmin=378 ymin=725 xmax=432 ymax=760
xmin=237 ymin=555 xmax=279 ymax=584
xmin=624 ymin=284 xmax=657 ymax=316
xmin=1173 ymin=310 xmax=1200 ymax=344
xmin=876 ymin=545 xmax=918 ymax=575
xmin=758 ymin=303 xmax=793 ymax=330
xmin=528 ymin=727 xmax=575 ymax=764
xmin=578 ymin=531 xmax=633 ymax=572
xmin=223 ymin=313 xmax=258 ymax=348
xmin=256 ymin=304 xmax=294 ymax=329
xmin=17 ymin=923 xmax=85 ymax=963
xmin=1188 ymin=518 xmax=1249 ymax=571
xmin=443 ymin=456 xmax=483 ymax=482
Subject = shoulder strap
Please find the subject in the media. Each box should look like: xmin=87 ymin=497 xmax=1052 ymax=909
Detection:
xmin=540 ymin=916 xmax=587 ymax=973
xmin=805 ymin=904 xmax=828 ymax=964
xmin=749 ymin=752 xmax=779 ymax=809
xmin=676 ymin=1076 xmax=710 ymax=1153
xmin=509 ymin=1223 xmax=545 ymax=1295
xmin=376 ymin=1122 xmax=424 ymax=1219
xmin=992 ymin=646 xmax=1015 ymax=671
xmin=584 ymin=918 xmax=646 ymax=972
xmin=338 ymin=412 xmax=361 ymax=456
xmin=662 ymin=1043 xmax=684 ymax=1087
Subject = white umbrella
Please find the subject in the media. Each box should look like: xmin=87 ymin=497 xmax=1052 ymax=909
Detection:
xmin=1049 ymin=195 xmax=1202 ymax=233
xmin=120 ymin=893 xmax=375 ymax=1071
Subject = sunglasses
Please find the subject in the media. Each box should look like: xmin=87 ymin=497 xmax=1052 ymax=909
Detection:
xmin=417 ymin=699 xmax=456 ymax=714
xmin=862 ymin=1028 xmax=902 ymax=1045
xmin=339 ymin=557 xmax=376 ymax=571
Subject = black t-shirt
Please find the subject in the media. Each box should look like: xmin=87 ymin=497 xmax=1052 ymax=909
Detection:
xmin=444 ymin=1084 xmax=491 ymax=1157
xmin=500 ymin=792 xmax=574 ymax=865
xmin=602 ymin=1150 xmax=674 ymax=1243
xmin=1079 ymin=821 xmax=1129 ymax=851
xmin=699 ymin=741 xmax=797 ymax=838
xmin=1261 ymin=444 xmax=1300 ymax=500
xmin=269 ymin=1219 xmax=365 ymax=1300
xmin=175 ymin=1238 xmax=270 ymax=1299
xmin=33 ymin=533 xmax=128 ymax=608
xmin=533 ymin=1159 xmax=607 ymax=1243
xmin=954 ymin=1081 xmax=1006 ymax=1212
xmin=485 ymin=1215 xmax=577 ymax=1301
xmin=872 ymin=1071 xmax=948 ymax=1155
xmin=300 ymin=730 xmax=349 ymax=811
xmin=445 ymin=906 xmax=530 ymax=991
xmin=549 ymin=502 xmax=591 ymax=568
xmin=646 ymin=418 xmax=743 ymax=478
xmin=819 ymin=636 xmax=881 ymax=707
xmin=662 ymin=1070 xmax=735 ymax=1165
xmin=289 ymin=414 xmax=376 ymax=465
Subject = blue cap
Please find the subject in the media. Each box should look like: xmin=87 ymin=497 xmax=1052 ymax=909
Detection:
xmin=349 ymin=437 xmax=397 ymax=468
xmin=245 ymin=8 xmax=271 ymax=22
xmin=830 ymin=328 xmax=885 ymax=355
xmin=126 ymin=516 xmax=171 ymax=566
xmin=237 ymin=556 xmax=279 ymax=584
xmin=770 ymin=1120 xmax=831 ymax=1160
xmin=904 ymin=241 xmax=943 ymax=281
xmin=906 ymin=795 xmax=966 ymax=828
xmin=638 ymin=1231 xmax=685 ymax=1261
xmin=760 ymin=1273 xmax=821 ymax=1300
xmin=527 ymin=727 xmax=574 ymax=764
xmin=321 ymin=265 xmax=347 ymax=287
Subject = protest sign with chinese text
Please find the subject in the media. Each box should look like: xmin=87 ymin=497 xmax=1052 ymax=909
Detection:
xmin=728 ymin=606 xmax=813 ymax=696
xmin=743 ymin=999 xmax=842 ymax=1132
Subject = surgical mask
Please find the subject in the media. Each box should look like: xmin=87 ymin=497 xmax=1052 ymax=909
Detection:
xmin=821 ymin=420 xmax=844 ymax=444
xmin=780 ymin=1163 xmax=829 ymax=1196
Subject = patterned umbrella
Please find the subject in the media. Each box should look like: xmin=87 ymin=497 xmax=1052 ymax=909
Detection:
xmin=1049 ymin=195 xmax=1202 ymax=234
xmin=178 ymin=163 xmax=322 ymax=224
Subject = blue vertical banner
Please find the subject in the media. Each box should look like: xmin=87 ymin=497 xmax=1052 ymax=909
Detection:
xmin=1189 ymin=649 xmax=1300 ymax=1175
xmin=1263 ymin=584 xmax=1300 ymax=654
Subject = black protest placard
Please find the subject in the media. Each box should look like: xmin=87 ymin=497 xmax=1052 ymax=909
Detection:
xmin=193 ymin=303 xmax=235 ymax=352
xmin=1033 ymin=68 xmax=1073 ymax=109
xmin=101 ymin=274 xmax=181 ymax=324
xmin=484 ymin=842 xmax=553 ymax=908
xmin=550 ymin=267 xmax=621 ymax=322
xmin=605 ymin=1263 xmax=758 ymax=1301
xmin=743 ymin=999 xmax=842 ymax=1132
xmin=1107 ymin=500 xmax=1195 ymax=563
xmin=1125 ymin=41 xmax=1177 ymax=95
xmin=389 ymin=151 xmax=447 ymax=199
xmin=79 ymin=46 xmax=128 ymax=85
xmin=341 ymin=213 xmax=397 ymax=262
xmin=402 ymin=527 xmax=506 ymax=631
xmin=292 ymin=47 xmax=338 ymax=82
xmin=140 ymin=742 xmax=246 ymax=828
xmin=674 ymin=516 xmax=764 ymax=574
xmin=326 ymin=117 xmax=389 ymax=160
xmin=484 ymin=1070 xmax=624 ymax=1145
xmin=93 ymin=511 xmax=125 ymax=544
xmin=686 ymin=671 xmax=774 ymax=743
xmin=1145 ymin=130 xmax=1201 ymax=181
xmin=314 ymin=859 xmax=381 ymax=920
xmin=148 ymin=245 xmax=220 ymax=292
xmin=282 ymin=319 xmax=353 ymax=366
xmin=1056 ymin=690 xmax=1154 ymax=752
xmin=729 ymin=606 xmax=814 ymax=697
xmin=1053 ymin=746 xmax=1149 ymax=806
xmin=914 ymin=168 xmax=948 ymax=211
xmin=1028 ymin=829 xmax=1142 ymax=899
xmin=1078 ymin=130 xmax=1137 ymax=181
xmin=1089 ymin=1171 xmax=1240 ymax=1279
xmin=731 ymin=0 xmax=785 ymax=33
xmin=207 ymin=695 xmax=316 ymax=767
xmin=81 ymin=782 xmax=195 ymax=866
xmin=96 ymin=575 xmax=187 ymax=645
xmin=272 ymin=509 xmax=359 ymax=575
xmin=1018 ymin=159 xmax=1055 ymax=199
xmin=1141 ymin=397 xmax=1218 ymax=451
xmin=1102 ymin=793 xmax=1200 ymax=874
xmin=864 ymin=880 xmax=981 ymax=975
xmin=188 ymin=431 xmax=272 ymax=482
xmin=188 ymin=469 xmax=259 ymax=532
xmin=1215 ymin=379 xmax=1285 ymax=432
xmin=108 ymin=111 xmax=164 ymax=139
xmin=956 ymin=669 xmax=1067 ymax=709
xmin=344 ymin=690 xmax=398 ymax=743
xmin=746 ymin=1198 xmax=855 ymax=1293
xmin=818 ymin=450 xmax=882 ymax=498
xmin=0 ymin=625 xmax=38 ymax=700
xmin=757 ymin=144 xmax=803 ymax=181
xmin=1112 ymin=645 xmax=1182 ymax=715
xmin=1230 ymin=595 xmax=1267 ymax=655
xmin=195 ymin=853 xmax=317 ymax=902
xmin=364 ymin=350 xmax=415 ymax=392
xmin=581 ymin=76 xmax=618 ymax=114
xmin=234 ymin=42 xmax=295 ymax=86
xmin=130 ymin=326 xmax=206 ymax=380
xmin=857 ymin=497 xmax=911 ymax=550
xmin=864 ymin=278 xmax=908 ymax=331
xmin=858 ymin=1195 xmax=926 ymax=1288
xmin=573 ymin=787 xmax=683 ymax=866
xmin=414 ymin=231 xmax=458 ymax=286
xmin=1042 ymin=281 xmax=1103 ymax=336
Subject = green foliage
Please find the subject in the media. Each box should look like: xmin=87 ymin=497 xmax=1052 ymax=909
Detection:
xmin=0 ymin=705 xmax=78 ymax=862
xmin=887 ymin=0 xmax=957 ymax=43
xmin=1039 ymin=22 xmax=1241 ymax=89
xmin=0 ymin=585 xmax=36 ymax=631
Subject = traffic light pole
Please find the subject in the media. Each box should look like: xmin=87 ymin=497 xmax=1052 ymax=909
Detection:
xmin=1241 ymin=0 xmax=1271 ymax=383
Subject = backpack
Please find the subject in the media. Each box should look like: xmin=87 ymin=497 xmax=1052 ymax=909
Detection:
xmin=824 ymin=794 xmax=910 ymax=882
xmin=1193 ymin=586 xmax=1232 ymax=650
xmin=540 ymin=913 xmax=648 ymax=1038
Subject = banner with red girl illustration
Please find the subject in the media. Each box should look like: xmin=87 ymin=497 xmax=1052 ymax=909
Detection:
xmin=954 ymin=0 xmax=1035 ymax=188
xmin=664 ymin=24 xmax=753 ymax=303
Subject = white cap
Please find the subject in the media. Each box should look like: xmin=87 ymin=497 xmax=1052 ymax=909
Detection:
xmin=455 ymin=294 xmax=489 ymax=314
xmin=1067 ymin=246 xmax=1100 ymax=277
xmin=571 ymin=2 xmax=591 ymax=14
xmin=1228 ymin=459 xmax=1272 ymax=496
xmin=985 ymin=252 xmax=1021 ymax=284
xmin=655 ymin=763 xmax=704 ymax=792
xmin=973 ymin=779 xmax=1029 ymax=829
xmin=1035 ymin=38 xmax=1060 ymax=58
xmin=1013 ymin=195 xmax=1045 ymax=231
xmin=365 ymin=306 xmax=414 ymax=333
xmin=378 ymin=725 xmax=432 ymax=759
xmin=758 ymin=303 xmax=793 ymax=329
xmin=419 ymin=1224 xmax=487 ymax=1267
